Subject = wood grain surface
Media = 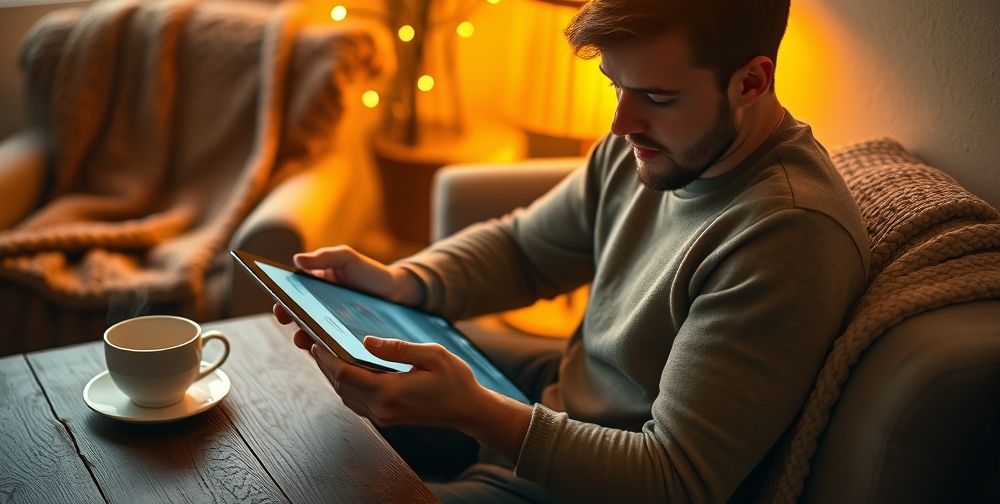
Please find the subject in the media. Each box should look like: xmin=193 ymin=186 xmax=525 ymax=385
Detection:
xmin=0 ymin=355 xmax=104 ymax=504
xmin=206 ymin=316 xmax=436 ymax=504
xmin=1 ymin=314 xmax=436 ymax=504
xmin=27 ymin=342 xmax=288 ymax=504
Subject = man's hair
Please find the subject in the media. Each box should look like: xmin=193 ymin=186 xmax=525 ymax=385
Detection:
xmin=564 ymin=0 xmax=791 ymax=92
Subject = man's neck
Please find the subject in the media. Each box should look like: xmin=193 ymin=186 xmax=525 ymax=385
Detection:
xmin=700 ymin=95 xmax=785 ymax=180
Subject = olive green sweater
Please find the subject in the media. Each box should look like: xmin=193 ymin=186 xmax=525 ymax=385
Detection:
xmin=399 ymin=112 xmax=870 ymax=503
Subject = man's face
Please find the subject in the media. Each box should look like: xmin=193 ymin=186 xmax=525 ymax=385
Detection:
xmin=600 ymin=32 xmax=739 ymax=191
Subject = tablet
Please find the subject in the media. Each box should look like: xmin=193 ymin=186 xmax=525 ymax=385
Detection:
xmin=230 ymin=250 xmax=531 ymax=404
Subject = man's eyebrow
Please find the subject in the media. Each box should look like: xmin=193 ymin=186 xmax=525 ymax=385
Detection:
xmin=599 ymin=65 xmax=682 ymax=96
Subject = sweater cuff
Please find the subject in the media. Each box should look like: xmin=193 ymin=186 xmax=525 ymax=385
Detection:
xmin=514 ymin=403 xmax=567 ymax=483
xmin=393 ymin=260 xmax=442 ymax=313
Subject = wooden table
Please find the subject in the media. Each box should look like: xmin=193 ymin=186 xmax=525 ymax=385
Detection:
xmin=0 ymin=314 xmax=437 ymax=503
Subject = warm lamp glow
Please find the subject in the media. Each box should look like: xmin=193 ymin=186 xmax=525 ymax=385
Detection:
xmin=398 ymin=24 xmax=415 ymax=42
xmin=774 ymin=2 xmax=837 ymax=134
xmin=502 ymin=1 xmax=616 ymax=140
xmin=417 ymin=74 xmax=435 ymax=92
xmin=361 ymin=89 xmax=380 ymax=108
xmin=501 ymin=286 xmax=588 ymax=338
xmin=486 ymin=0 xmax=501 ymax=4
xmin=456 ymin=21 xmax=475 ymax=38
xmin=329 ymin=5 xmax=347 ymax=22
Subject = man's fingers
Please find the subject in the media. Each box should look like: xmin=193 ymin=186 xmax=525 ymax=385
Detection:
xmin=292 ymin=330 xmax=312 ymax=349
xmin=363 ymin=336 xmax=445 ymax=370
xmin=311 ymin=344 xmax=382 ymax=394
xmin=293 ymin=246 xmax=356 ymax=272
xmin=272 ymin=304 xmax=293 ymax=325
xmin=295 ymin=246 xmax=395 ymax=296
xmin=274 ymin=304 xmax=314 ymax=351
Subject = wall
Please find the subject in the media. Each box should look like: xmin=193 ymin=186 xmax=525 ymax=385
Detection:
xmin=778 ymin=0 xmax=1000 ymax=208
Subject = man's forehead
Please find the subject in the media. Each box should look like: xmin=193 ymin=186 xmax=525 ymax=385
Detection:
xmin=599 ymin=31 xmax=695 ymax=77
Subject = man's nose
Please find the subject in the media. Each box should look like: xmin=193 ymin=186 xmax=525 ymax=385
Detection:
xmin=610 ymin=90 xmax=647 ymax=137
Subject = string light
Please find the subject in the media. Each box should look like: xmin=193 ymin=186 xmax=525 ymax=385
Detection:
xmin=417 ymin=75 xmax=435 ymax=92
xmin=456 ymin=21 xmax=475 ymax=38
xmin=361 ymin=90 xmax=380 ymax=108
xmin=398 ymin=24 xmax=415 ymax=42
xmin=486 ymin=0 xmax=500 ymax=4
xmin=330 ymin=5 xmax=347 ymax=21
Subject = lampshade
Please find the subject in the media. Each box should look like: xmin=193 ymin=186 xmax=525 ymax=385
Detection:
xmin=502 ymin=0 xmax=616 ymax=141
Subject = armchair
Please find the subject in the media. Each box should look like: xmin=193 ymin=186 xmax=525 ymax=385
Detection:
xmin=431 ymin=145 xmax=1000 ymax=502
xmin=223 ymin=127 xmax=383 ymax=319
xmin=0 ymin=0 xmax=385 ymax=355
xmin=0 ymin=131 xmax=46 ymax=231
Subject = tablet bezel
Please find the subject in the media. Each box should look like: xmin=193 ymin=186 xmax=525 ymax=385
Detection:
xmin=231 ymin=249 xmax=409 ymax=373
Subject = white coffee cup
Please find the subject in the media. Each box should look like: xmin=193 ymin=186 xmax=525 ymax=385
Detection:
xmin=104 ymin=315 xmax=230 ymax=408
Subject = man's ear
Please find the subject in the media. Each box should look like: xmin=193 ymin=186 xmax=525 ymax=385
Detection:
xmin=728 ymin=55 xmax=775 ymax=106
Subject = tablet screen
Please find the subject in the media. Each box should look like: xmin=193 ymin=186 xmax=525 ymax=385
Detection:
xmin=255 ymin=260 xmax=531 ymax=404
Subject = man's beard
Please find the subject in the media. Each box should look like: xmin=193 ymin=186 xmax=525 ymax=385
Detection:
xmin=631 ymin=96 xmax=738 ymax=192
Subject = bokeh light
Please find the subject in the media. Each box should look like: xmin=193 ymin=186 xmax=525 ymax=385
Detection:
xmin=361 ymin=89 xmax=380 ymax=108
xmin=329 ymin=5 xmax=347 ymax=22
xmin=417 ymin=75 xmax=435 ymax=92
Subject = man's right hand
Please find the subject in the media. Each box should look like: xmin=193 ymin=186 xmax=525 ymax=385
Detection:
xmin=271 ymin=245 xmax=425 ymax=349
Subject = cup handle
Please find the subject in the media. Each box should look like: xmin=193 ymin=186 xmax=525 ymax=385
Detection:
xmin=197 ymin=330 xmax=230 ymax=380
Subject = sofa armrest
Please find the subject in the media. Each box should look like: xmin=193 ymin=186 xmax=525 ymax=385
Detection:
xmin=0 ymin=130 xmax=47 ymax=230
xmin=431 ymin=157 xmax=582 ymax=241
xmin=805 ymin=299 xmax=1000 ymax=503
xmin=224 ymin=148 xmax=381 ymax=317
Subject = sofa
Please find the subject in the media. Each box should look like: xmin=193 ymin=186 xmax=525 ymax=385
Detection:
xmin=434 ymin=143 xmax=1000 ymax=502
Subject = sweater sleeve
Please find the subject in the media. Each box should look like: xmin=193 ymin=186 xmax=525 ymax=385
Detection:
xmin=394 ymin=137 xmax=617 ymax=320
xmin=515 ymin=209 xmax=868 ymax=503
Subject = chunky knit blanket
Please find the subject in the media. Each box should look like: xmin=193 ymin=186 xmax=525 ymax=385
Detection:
xmin=759 ymin=139 xmax=1000 ymax=502
xmin=0 ymin=0 xmax=378 ymax=352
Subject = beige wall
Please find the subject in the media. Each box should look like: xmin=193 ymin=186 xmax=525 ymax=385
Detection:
xmin=781 ymin=0 xmax=1000 ymax=208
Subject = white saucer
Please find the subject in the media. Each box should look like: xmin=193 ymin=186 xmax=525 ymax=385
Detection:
xmin=83 ymin=363 xmax=230 ymax=424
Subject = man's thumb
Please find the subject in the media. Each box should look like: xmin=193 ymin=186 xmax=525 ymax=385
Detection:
xmin=364 ymin=336 xmax=439 ymax=369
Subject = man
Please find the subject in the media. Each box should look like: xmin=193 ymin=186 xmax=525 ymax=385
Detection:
xmin=273 ymin=0 xmax=870 ymax=502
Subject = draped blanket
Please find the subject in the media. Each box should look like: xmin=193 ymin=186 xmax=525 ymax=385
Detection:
xmin=0 ymin=0 xmax=378 ymax=351
xmin=761 ymin=139 xmax=1000 ymax=502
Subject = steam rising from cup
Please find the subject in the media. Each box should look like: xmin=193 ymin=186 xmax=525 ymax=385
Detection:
xmin=107 ymin=288 xmax=151 ymax=326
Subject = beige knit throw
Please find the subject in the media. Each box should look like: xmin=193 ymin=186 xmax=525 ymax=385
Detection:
xmin=0 ymin=0 xmax=381 ymax=328
xmin=0 ymin=0 xmax=307 ymax=317
xmin=760 ymin=139 xmax=1000 ymax=502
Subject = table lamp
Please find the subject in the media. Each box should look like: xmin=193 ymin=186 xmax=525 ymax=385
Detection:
xmin=501 ymin=0 xmax=615 ymax=156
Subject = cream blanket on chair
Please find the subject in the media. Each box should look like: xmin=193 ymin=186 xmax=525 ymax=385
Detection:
xmin=0 ymin=0 xmax=377 ymax=351
xmin=761 ymin=139 xmax=1000 ymax=502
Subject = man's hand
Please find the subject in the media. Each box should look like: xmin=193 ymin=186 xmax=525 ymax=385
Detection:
xmin=271 ymin=245 xmax=424 ymax=349
xmin=310 ymin=336 xmax=533 ymax=462
xmin=291 ymin=245 xmax=423 ymax=305
xmin=312 ymin=336 xmax=481 ymax=427
xmin=270 ymin=245 xmax=533 ymax=462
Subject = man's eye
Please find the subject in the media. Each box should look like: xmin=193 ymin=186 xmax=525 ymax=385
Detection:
xmin=646 ymin=95 xmax=677 ymax=107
